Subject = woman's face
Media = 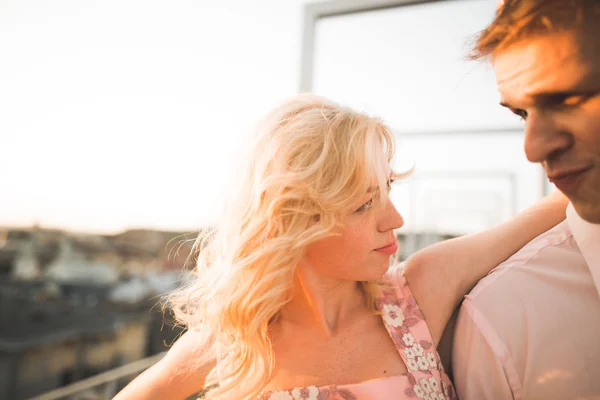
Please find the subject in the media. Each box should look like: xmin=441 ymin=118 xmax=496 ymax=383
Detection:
xmin=301 ymin=180 xmax=404 ymax=283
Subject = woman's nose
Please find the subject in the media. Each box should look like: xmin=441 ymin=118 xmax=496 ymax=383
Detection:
xmin=378 ymin=199 xmax=404 ymax=232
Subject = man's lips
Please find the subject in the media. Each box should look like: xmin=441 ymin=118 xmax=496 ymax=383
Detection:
xmin=547 ymin=166 xmax=592 ymax=182
xmin=547 ymin=166 xmax=592 ymax=192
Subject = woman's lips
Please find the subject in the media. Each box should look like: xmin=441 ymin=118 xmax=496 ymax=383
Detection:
xmin=374 ymin=242 xmax=398 ymax=255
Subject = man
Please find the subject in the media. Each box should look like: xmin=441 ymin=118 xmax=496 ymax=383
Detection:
xmin=452 ymin=0 xmax=600 ymax=398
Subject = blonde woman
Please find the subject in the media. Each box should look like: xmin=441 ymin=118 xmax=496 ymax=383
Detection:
xmin=114 ymin=94 xmax=566 ymax=400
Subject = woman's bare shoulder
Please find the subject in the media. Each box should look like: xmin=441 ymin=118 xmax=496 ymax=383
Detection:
xmin=113 ymin=329 xmax=215 ymax=400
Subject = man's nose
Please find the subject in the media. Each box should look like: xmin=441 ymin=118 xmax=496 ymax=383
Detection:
xmin=523 ymin=112 xmax=573 ymax=164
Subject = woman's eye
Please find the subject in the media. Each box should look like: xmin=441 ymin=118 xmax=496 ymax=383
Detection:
xmin=356 ymin=198 xmax=373 ymax=212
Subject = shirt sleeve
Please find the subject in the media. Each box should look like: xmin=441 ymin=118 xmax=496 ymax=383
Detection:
xmin=452 ymin=299 xmax=519 ymax=400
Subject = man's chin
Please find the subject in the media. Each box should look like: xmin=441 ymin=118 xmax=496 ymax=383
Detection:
xmin=572 ymin=201 xmax=600 ymax=224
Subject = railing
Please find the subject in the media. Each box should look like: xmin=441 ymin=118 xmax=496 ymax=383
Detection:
xmin=28 ymin=352 xmax=166 ymax=400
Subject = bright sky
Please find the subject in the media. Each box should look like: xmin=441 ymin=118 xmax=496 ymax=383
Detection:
xmin=0 ymin=0 xmax=544 ymax=236
xmin=0 ymin=0 xmax=309 ymax=233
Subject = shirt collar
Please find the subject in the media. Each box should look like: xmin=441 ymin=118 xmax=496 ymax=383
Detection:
xmin=566 ymin=203 xmax=600 ymax=293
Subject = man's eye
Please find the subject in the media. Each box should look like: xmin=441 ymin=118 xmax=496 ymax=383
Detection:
xmin=562 ymin=94 xmax=588 ymax=107
xmin=356 ymin=198 xmax=373 ymax=212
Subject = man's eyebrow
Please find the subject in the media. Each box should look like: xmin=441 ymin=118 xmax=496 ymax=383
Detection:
xmin=503 ymin=89 xmax=595 ymax=109
xmin=538 ymin=91 xmax=598 ymax=106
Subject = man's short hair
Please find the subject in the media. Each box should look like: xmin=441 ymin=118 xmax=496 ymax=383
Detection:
xmin=470 ymin=0 xmax=600 ymax=60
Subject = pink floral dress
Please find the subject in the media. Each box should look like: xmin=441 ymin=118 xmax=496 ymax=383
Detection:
xmin=258 ymin=267 xmax=457 ymax=400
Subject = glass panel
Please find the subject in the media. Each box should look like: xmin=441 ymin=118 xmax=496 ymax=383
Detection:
xmin=391 ymin=132 xmax=544 ymax=235
xmin=310 ymin=0 xmax=547 ymax=238
xmin=313 ymin=0 xmax=520 ymax=131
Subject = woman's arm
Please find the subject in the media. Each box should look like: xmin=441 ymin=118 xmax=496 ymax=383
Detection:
xmin=113 ymin=330 xmax=215 ymax=400
xmin=403 ymin=191 xmax=568 ymax=345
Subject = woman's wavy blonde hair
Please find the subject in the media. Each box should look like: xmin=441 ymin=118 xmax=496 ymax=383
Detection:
xmin=168 ymin=94 xmax=403 ymax=399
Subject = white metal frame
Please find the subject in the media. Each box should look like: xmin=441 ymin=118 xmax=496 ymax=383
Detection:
xmin=299 ymin=0 xmax=549 ymax=231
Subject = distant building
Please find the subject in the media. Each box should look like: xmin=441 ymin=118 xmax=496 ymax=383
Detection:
xmin=0 ymin=224 xmax=194 ymax=400
xmin=0 ymin=280 xmax=157 ymax=399
xmin=0 ymin=227 xmax=197 ymax=284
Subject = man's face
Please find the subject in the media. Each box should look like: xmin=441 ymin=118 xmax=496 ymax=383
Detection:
xmin=494 ymin=32 xmax=600 ymax=223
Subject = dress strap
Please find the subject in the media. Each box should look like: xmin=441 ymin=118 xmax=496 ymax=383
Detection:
xmin=378 ymin=265 xmax=446 ymax=379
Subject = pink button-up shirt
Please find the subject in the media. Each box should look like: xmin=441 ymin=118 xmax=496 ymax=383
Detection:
xmin=452 ymin=203 xmax=600 ymax=399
